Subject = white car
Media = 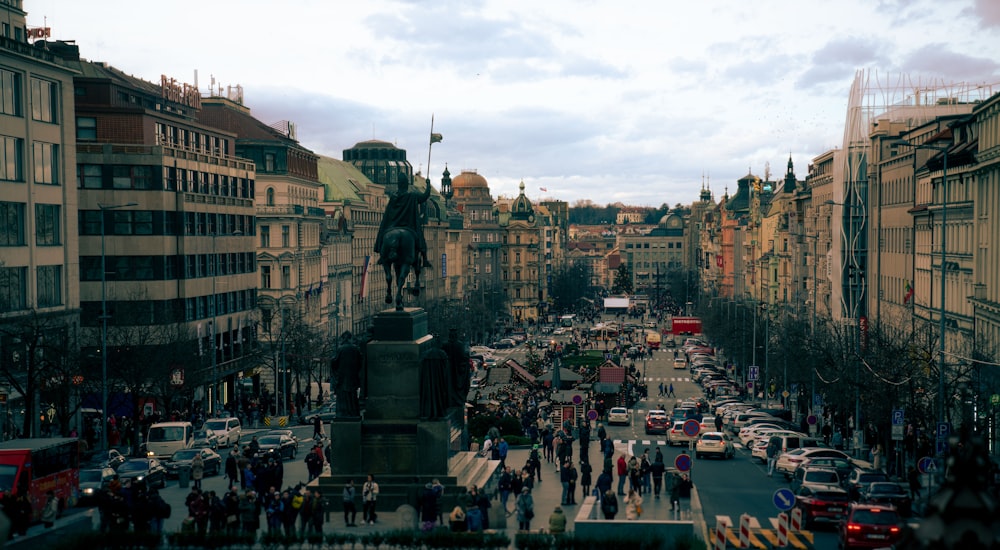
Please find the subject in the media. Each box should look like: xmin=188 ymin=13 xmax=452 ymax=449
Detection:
xmin=750 ymin=438 xmax=770 ymax=462
xmin=203 ymin=417 xmax=241 ymax=448
xmin=739 ymin=424 xmax=788 ymax=445
xmin=673 ymin=358 xmax=687 ymax=370
xmin=608 ymin=407 xmax=630 ymax=425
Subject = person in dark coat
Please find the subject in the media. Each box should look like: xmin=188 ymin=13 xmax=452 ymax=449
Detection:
xmin=225 ymin=450 xmax=240 ymax=488
xmin=419 ymin=483 xmax=439 ymax=529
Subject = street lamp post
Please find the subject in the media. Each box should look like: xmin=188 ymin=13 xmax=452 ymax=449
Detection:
xmin=99 ymin=202 xmax=137 ymax=452
xmin=898 ymin=138 xmax=952 ymax=447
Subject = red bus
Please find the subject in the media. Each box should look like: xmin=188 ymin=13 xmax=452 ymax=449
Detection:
xmin=0 ymin=438 xmax=80 ymax=521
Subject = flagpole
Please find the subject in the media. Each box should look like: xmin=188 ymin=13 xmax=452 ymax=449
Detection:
xmin=427 ymin=114 xmax=435 ymax=182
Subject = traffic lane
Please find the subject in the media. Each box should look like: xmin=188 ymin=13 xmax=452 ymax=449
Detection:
xmin=695 ymin=446 xmax=840 ymax=550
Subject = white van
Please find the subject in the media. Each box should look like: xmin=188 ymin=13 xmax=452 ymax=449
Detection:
xmin=146 ymin=421 xmax=194 ymax=459
xmin=203 ymin=417 xmax=242 ymax=448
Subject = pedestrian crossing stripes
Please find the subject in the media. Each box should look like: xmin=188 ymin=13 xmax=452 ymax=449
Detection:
xmin=643 ymin=377 xmax=690 ymax=382
xmin=713 ymin=515 xmax=815 ymax=549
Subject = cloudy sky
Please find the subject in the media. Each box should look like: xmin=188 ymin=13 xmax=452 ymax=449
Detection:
xmin=31 ymin=0 xmax=1000 ymax=207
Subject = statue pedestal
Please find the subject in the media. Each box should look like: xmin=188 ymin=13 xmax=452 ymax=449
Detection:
xmin=321 ymin=308 xmax=495 ymax=510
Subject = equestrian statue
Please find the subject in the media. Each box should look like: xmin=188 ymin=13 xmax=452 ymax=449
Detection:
xmin=374 ymin=173 xmax=433 ymax=310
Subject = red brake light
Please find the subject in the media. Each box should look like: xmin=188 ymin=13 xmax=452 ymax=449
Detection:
xmin=847 ymin=524 xmax=862 ymax=531
xmin=890 ymin=527 xmax=900 ymax=533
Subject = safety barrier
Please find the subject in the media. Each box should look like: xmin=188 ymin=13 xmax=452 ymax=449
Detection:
xmin=262 ymin=416 xmax=289 ymax=427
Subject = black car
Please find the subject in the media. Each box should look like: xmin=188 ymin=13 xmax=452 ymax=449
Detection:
xmin=860 ymin=482 xmax=912 ymax=516
xmin=844 ymin=468 xmax=891 ymax=501
xmin=256 ymin=435 xmax=297 ymax=460
xmin=164 ymin=448 xmax=223 ymax=478
xmin=117 ymin=458 xmax=167 ymax=488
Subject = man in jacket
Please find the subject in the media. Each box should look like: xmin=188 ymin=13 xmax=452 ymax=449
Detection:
xmin=616 ymin=454 xmax=628 ymax=495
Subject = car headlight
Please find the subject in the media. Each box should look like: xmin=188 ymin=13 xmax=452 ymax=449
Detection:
xmin=136 ymin=475 xmax=145 ymax=481
xmin=83 ymin=488 xmax=94 ymax=495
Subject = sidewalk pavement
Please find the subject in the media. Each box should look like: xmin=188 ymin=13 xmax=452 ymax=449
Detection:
xmin=318 ymin=442 xmax=696 ymax=536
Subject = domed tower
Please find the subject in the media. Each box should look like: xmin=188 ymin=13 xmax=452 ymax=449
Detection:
xmin=341 ymin=139 xmax=413 ymax=187
xmin=450 ymin=169 xmax=502 ymax=322
xmin=510 ymin=181 xmax=534 ymax=221
xmin=498 ymin=181 xmax=542 ymax=327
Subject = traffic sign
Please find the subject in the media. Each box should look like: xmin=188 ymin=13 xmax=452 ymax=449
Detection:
xmin=748 ymin=366 xmax=760 ymax=381
xmin=683 ymin=419 xmax=701 ymax=437
xmin=892 ymin=425 xmax=904 ymax=441
xmin=746 ymin=381 xmax=754 ymax=390
xmin=917 ymin=456 xmax=937 ymax=475
xmin=806 ymin=415 xmax=817 ymax=426
xmin=587 ymin=409 xmax=598 ymax=421
xmin=781 ymin=390 xmax=790 ymax=398
xmin=892 ymin=409 xmax=905 ymax=426
xmin=675 ymin=453 xmax=692 ymax=472
xmin=813 ymin=394 xmax=823 ymax=406
xmin=773 ymin=488 xmax=796 ymax=511
xmin=937 ymin=422 xmax=951 ymax=439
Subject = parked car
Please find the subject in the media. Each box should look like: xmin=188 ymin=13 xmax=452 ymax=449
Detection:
xmin=117 ymin=458 xmax=167 ymax=488
xmin=256 ymin=434 xmax=298 ymax=460
xmin=79 ymin=467 xmax=116 ymax=505
xmin=860 ymin=482 xmax=912 ymax=516
xmin=794 ymin=484 xmax=849 ymax=529
xmin=299 ymin=402 xmax=337 ymax=425
xmin=694 ymin=431 xmax=735 ymax=459
xmin=838 ymin=504 xmax=903 ymax=549
xmin=645 ymin=410 xmax=669 ymax=435
xmin=776 ymin=448 xmax=851 ymax=478
xmin=202 ymin=417 xmax=241 ymax=448
xmin=796 ymin=456 xmax=855 ymax=482
xmin=607 ymin=407 xmax=630 ymax=426
xmin=844 ymin=468 xmax=891 ymax=501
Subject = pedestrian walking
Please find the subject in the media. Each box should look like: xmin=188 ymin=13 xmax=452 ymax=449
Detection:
xmin=515 ymin=487 xmax=534 ymax=531
xmin=624 ymin=488 xmax=643 ymax=520
xmin=600 ymin=489 xmax=618 ymax=519
xmin=668 ymin=383 xmax=675 ymax=397
xmin=191 ymin=453 xmax=205 ymax=490
xmin=766 ymin=437 xmax=780 ymax=477
xmin=362 ymin=473 xmax=379 ymax=525
xmin=342 ymin=480 xmax=358 ymax=526
xmin=580 ymin=460 xmax=592 ymax=498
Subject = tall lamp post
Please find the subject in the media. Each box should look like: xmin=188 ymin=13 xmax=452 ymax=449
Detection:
xmin=898 ymin=137 xmax=952 ymax=447
xmin=99 ymin=202 xmax=137 ymax=452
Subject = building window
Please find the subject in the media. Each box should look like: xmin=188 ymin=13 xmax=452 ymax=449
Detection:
xmin=78 ymin=164 xmax=102 ymax=188
xmin=0 ymin=201 xmax=25 ymax=245
xmin=260 ymin=226 xmax=270 ymax=247
xmin=0 ymin=136 xmax=24 ymax=181
xmin=261 ymin=265 xmax=271 ymax=288
xmin=112 ymin=165 xmax=153 ymax=189
xmin=30 ymin=77 xmax=57 ymax=123
xmin=80 ymin=210 xmax=101 ymax=236
xmin=76 ymin=117 xmax=97 ymax=140
xmin=0 ymin=69 xmax=22 ymax=116
xmin=112 ymin=210 xmax=152 ymax=235
xmin=264 ymin=153 xmax=275 ymax=172
xmin=282 ymin=225 xmax=290 ymax=247
xmin=266 ymin=187 xmax=275 ymax=206
xmin=282 ymin=265 xmax=291 ymax=288
xmin=36 ymin=265 xmax=61 ymax=307
xmin=0 ymin=266 xmax=27 ymax=311
xmin=32 ymin=142 xmax=58 ymax=184
xmin=34 ymin=203 xmax=60 ymax=245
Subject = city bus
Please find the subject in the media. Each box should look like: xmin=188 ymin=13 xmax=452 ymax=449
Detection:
xmin=559 ymin=314 xmax=576 ymax=327
xmin=0 ymin=438 xmax=80 ymax=521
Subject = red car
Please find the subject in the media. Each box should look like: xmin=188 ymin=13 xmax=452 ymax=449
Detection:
xmin=644 ymin=411 xmax=669 ymax=435
xmin=793 ymin=483 xmax=849 ymax=529
xmin=838 ymin=503 xmax=903 ymax=548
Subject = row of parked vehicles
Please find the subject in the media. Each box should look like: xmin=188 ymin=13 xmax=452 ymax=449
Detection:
xmin=712 ymin=397 xmax=912 ymax=548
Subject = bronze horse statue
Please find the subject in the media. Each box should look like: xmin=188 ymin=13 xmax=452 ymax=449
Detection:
xmin=378 ymin=227 xmax=423 ymax=310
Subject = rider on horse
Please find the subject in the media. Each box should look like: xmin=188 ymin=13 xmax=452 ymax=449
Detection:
xmin=374 ymin=172 xmax=433 ymax=269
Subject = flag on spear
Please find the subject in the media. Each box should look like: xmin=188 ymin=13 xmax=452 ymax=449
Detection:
xmin=430 ymin=133 xmax=443 ymax=144
xmin=903 ymin=280 xmax=914 ymax=304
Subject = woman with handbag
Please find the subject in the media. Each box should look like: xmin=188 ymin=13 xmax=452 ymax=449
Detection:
xmin=625 ymin=488 xmax=643 ymax=520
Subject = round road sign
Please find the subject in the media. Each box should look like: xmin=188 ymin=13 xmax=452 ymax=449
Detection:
xmin=917 ymin=456 xmax=937 ymax=475
xmin=675 ymin=453 xmax=692 ymax=472
xmin=807 ymin=415 xmax=818 ymax=425
xmin=587 ymin=409 xmax=598 ymax=421
xmin=746 ymin=381 xmax=754 ymax=389
xmin=572 ymin=394 xmax=584 ymax=405
xmin=773 ymin=488 xmax=796 ymax=511
xmin=683 ymin=419 xmax=701 ymax=437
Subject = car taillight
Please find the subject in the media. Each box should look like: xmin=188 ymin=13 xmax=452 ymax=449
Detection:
xmin=890 ymin=527 xmax=900 ymax=533
xmin=847 ymin=524 xmax=862 ymax=531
